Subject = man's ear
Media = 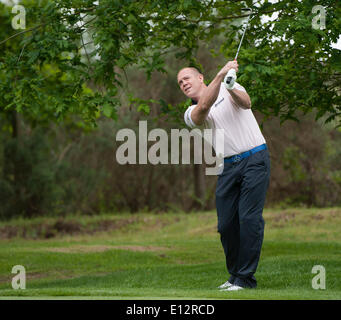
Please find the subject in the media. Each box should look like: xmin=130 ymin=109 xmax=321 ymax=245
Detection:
xmin=198 ymin=74 xmax=204 ymax=83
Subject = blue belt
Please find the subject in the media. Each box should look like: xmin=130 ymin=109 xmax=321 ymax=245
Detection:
xmin=224 ymin=144 xmax=267 ymax=163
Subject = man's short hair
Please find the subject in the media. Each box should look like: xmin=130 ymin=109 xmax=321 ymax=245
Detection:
xmin=177 ymin=66 xmax=203 ymax=76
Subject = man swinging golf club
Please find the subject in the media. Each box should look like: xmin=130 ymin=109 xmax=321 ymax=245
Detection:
xmin=177 ymin=9 xmax=270 ymax=291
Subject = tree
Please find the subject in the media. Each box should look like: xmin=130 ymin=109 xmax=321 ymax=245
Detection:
xmin=0 ymin=0 xmax=339 ymax=126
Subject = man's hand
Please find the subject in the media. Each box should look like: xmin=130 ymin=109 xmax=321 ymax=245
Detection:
xmin=190 ymin=60 xmax=245 ymax=126
xmin=218 ymin=61 xmax=251 ymax=109
xmin=190 ymin=63 xmax=238 ymax=126
xmin=217 ymin=60 xmax=239 ymax=78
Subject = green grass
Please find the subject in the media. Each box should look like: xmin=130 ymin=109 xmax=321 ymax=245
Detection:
xmin=0 ymin=208 xmax=340 ymax=299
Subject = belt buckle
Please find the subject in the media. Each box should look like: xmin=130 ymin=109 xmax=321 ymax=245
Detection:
xmin=232 ymin=154 xmax=242 ymax=163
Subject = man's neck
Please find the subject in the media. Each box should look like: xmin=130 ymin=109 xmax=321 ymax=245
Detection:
xmin=191 ymin=84 xmax=207 ymax=104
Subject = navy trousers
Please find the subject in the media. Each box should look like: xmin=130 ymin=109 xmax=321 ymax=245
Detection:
xmin=215 ymin=148 xmax=271 ymax=288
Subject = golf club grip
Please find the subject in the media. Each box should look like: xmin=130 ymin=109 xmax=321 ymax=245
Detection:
xmin=225 ymin=77 xmax=232 ymax=84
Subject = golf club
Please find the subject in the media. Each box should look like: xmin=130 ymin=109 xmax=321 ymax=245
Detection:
xmin=225 ymin=8 xmax=253 ymax=89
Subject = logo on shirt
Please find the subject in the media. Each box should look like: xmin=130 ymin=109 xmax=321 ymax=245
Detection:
xmin=214 ymin=97 xmax=224 ymax=107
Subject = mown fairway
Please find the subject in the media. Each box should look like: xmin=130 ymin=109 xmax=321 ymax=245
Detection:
xmin=0 ymin=208 xmax=340 ymax=299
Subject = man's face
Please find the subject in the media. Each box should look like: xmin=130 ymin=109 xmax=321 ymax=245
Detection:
xmin=177 ymin=68 xmax=203 ymax=99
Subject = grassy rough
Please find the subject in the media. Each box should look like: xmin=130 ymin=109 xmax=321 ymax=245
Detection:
xmin=0 ymin=208 xmax=340 ymax=299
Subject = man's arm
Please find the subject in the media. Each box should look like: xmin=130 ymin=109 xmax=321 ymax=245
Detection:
xmin=190 ymin=74 xmax=223 ymax=125
xmin=191 ymin=61 xmax=238 ymax=126
xmin=227 ymin=87 xmax=251 ymax=110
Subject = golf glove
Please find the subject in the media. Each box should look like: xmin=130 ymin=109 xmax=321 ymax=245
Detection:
xmin=224 ymin=68 xmax=236 ymax=90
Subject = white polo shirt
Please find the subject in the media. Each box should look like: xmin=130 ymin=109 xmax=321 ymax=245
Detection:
xmin=184 ymin=82 xmax=266 ymax=157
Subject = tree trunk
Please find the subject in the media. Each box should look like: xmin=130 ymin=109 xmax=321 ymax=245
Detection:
xmin=12 ymin=110 xmax=20 ymax=139
xmin=192 ymin=163 xmax=205 ymax=210
xmin=146 ymin=165 xmax=155 ymax=210
xmin=9 ymin=111 xmax=23 ymax=216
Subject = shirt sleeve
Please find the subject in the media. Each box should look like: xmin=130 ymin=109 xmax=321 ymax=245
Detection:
xmin=234 ymin=82 xmax=246 ymax=92
xmin=184 ymin=105 xmax=197 ymax=128
xmin=227 ymin=82 xmax=249 ymax=109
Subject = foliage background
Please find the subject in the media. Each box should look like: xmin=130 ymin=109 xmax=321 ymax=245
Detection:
xmin=0 ymin=0 xmax=340 ymax=219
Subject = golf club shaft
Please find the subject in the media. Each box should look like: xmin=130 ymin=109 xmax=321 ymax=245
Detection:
xmin=225 ymin=10 xmax=252 ymax=85
xmin=234 ymin=13 xmax=251 ymax=61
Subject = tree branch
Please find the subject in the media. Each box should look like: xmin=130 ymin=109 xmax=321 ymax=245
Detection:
xmin=80 ymin=33 xmax=93 ymax=70
xmin=0 ymin=24 xmax=45 ymax=46
xmin=17 ymin=41 xmax=28 ymax=63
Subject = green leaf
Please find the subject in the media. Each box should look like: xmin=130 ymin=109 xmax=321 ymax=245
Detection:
xmin=102 ymin=104 xmax=112 ymax=117
xmin=137 ymin=103 xmax=150 ymax=115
